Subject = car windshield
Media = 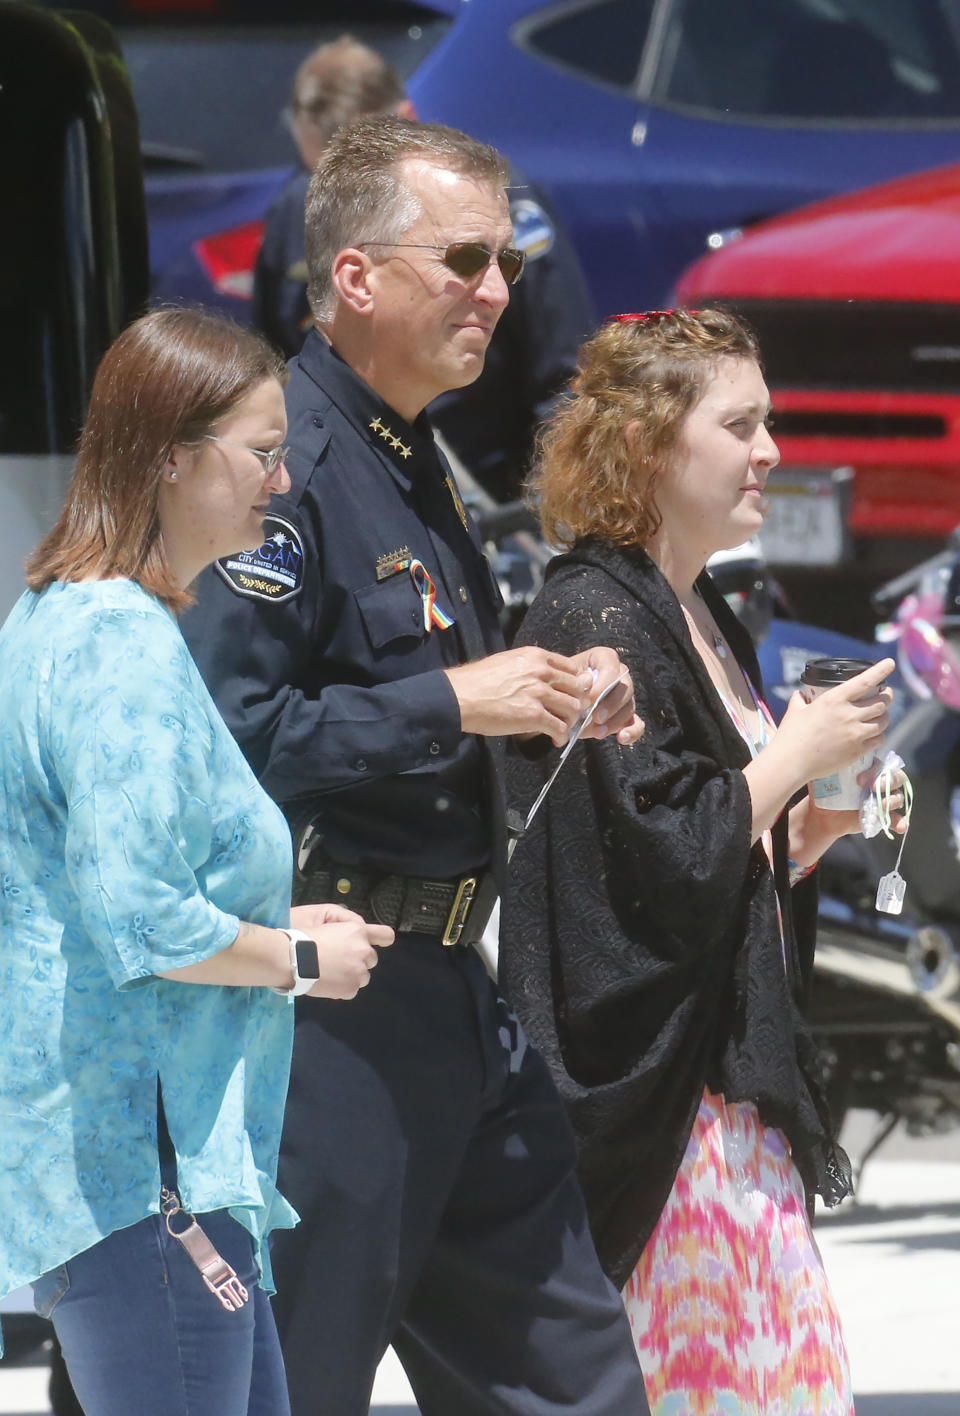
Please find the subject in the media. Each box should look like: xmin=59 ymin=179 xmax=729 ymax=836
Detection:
xmin=657 ymin=0 xmax=960 ymax=123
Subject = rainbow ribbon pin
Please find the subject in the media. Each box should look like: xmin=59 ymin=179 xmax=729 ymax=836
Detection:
xmin=409 ymin=559 xmax=455 ymax=633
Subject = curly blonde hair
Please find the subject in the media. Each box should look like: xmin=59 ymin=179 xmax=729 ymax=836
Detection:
xmin=534 ymin=307 xmax=760 ymax=550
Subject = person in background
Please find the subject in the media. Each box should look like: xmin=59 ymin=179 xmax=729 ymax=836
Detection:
xmin=252 ymin=35 xmax=414 ymax=359
xmin=183 ymin=115 xmax=649 ymax=1416
xmin=0 ymin=307 xmax=392 ymax=1416
xmin=502 ymin=308 xmax=906 ymax=1416
xmin=252 ymin=33 xmax=594 ymax=502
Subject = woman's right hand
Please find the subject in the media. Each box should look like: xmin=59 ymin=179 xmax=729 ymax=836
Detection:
xmin=776 ymin=658 xmax=895 ymax=787
xmin=290 ymin=902 xmax=394 ymax=1000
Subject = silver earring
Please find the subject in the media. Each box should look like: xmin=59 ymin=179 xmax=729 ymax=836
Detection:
xmin=169 ymin=471 xmax=178 ymax=482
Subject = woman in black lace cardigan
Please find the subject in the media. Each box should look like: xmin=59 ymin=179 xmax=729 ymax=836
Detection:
xmin=501 ymin=309 xmax=902 ymax=1415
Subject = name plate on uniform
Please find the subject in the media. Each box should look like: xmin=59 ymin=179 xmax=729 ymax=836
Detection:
xmin=759 ymin=466 xmax=853 ymax=567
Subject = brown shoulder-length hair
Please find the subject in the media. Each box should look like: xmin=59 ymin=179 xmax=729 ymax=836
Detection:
xmin=533 ymin=307 xmax=761 ymax=551
xmin=26 ymin=307 xmax=287 ymax=612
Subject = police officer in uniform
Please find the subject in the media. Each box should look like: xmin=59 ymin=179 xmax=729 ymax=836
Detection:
xmin=252 ymin=35 xmax=594 ymax=502
xmin=182 ymin=115 xmax=651 ymax=1416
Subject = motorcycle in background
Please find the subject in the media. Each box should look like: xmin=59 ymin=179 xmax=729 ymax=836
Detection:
xmin=718 ymin=539 xmax=960 ymax=1165
xmin=437 ymin=436 xmax=551 ymax=646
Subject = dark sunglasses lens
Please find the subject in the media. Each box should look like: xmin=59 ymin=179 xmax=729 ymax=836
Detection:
xmin=443 ymin=243 xmax=525 ymax=285
xmin=497 ymin=249 xmax=525 ymax=285
xmin=443 ymin=243 xmax=490 ymax=279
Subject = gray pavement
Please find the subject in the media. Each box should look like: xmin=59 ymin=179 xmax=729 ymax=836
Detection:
xmin=1 ymin=1114 xmax=957 ymax=1414
xmin=815 ymin=1114 xmax=960 ymax=1414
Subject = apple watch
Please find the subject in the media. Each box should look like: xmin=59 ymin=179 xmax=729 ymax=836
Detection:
xmin=271 ymin=928 xmax=321 ymax=997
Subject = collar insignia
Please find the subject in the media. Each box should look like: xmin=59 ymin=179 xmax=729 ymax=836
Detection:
xmin=369 ymin=416 xmax=412 ymax=460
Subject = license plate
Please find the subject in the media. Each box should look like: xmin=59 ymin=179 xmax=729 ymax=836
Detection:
xmin=759 ymin=467 xmax=853 ymax=566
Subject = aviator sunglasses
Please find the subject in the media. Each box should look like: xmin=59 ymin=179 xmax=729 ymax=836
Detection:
xmin=357 ymin=240 xmax=526 ymax=286
xmin=204 ymin=435 xmax=289 ymax=473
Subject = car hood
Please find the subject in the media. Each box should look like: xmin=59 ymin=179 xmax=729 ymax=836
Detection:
xmin=676 ymin=161 xmax=960 ymax=304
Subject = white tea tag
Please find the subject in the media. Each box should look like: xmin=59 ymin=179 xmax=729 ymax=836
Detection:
xmin=876 ymin=870 xmax=906 ymax=915
xmin=870 ymin=765 xmax=911 ymax=915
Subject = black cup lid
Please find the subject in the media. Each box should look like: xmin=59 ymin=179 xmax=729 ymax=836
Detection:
xmin=800 ymin=656 xmax=876 ymax=687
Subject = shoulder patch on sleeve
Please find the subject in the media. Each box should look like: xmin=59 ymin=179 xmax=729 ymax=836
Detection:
xmin=214 ymin=513 xmax=304 ymax=603
xmin=509 ymin=198 xmax=555 ymax=260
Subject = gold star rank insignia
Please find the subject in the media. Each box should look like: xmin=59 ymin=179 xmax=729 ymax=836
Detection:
xmin=368 ymin=415 xmax=412 ymax=462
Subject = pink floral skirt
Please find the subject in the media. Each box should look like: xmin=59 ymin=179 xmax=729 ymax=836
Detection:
xmin=622 ymin=1088 xmax=854 ymax=1416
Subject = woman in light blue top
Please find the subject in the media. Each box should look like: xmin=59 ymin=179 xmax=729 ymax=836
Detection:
xmin=0 ymin=308 xmax=393 ymax=1416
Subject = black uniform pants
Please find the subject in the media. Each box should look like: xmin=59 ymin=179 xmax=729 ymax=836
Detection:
xmin=270 ymin=934 xmax=649 ymax=1416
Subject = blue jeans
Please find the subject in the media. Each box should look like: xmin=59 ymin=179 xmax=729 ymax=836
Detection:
xmin=31 ymin=1206 xmax=290 ymax=1416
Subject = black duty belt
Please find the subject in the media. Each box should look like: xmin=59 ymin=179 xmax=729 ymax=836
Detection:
xmin=293 ymin=846 xmax=497 ymax=949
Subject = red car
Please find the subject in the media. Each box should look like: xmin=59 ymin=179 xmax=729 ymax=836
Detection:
xmin=675 ymin=163 xmax=960 ymax=589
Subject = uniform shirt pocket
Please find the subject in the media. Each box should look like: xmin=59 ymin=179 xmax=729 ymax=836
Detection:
xmin=354 ymin=575 xmax=426 ymax=651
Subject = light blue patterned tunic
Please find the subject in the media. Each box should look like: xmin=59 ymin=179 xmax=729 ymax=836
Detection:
xmin=0 ymin=580 xmax=297 ymax=1312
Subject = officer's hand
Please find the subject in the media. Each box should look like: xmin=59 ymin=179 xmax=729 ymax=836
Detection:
xmin=300 ymin=919 xmax=394 ymax=1001
xmin=445 ymin=647 xmax=594 ymax=747
xmin=569 ymin=647 xmax=645 ymax=746
xmin=291 ymin=902 xmax=365 ymax=930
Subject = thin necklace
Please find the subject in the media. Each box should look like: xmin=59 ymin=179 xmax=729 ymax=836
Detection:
xmin=685 ymin=592 xmax=728 ymax=661
xmin=684 ymin=594 xmax=761 ymax=739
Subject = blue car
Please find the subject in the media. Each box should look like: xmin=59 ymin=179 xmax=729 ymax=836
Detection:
xmin=411 ymin=0 xmax=960 ymax=317
xmin=49 ymin=0 xmax=960 ymax=325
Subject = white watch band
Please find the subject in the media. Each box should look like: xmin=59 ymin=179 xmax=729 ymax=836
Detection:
xmin=270 ymin=928 xmax=319 ymax=997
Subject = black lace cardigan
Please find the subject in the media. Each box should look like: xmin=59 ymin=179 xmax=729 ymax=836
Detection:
xmin=500 ymin=541 xmax=851 ymax=1289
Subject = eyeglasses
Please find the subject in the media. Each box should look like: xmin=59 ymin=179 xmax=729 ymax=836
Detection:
xmin=204 ymin=435 xmax=289 ymax=474
xmin=357 ymin=241 xmax=526 ymax=286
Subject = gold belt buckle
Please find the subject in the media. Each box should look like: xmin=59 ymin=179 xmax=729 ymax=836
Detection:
xmin=442 ymin=875 xmax=477 ymax=947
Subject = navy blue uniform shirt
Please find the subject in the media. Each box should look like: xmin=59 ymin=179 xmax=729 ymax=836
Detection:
xmin=251 ymin=168 xmax=312 ymax=357
xmin=251 ymin=168 xmax=595 ymax=501
xmin=181 ymin=331 xmax=507 ymax=879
